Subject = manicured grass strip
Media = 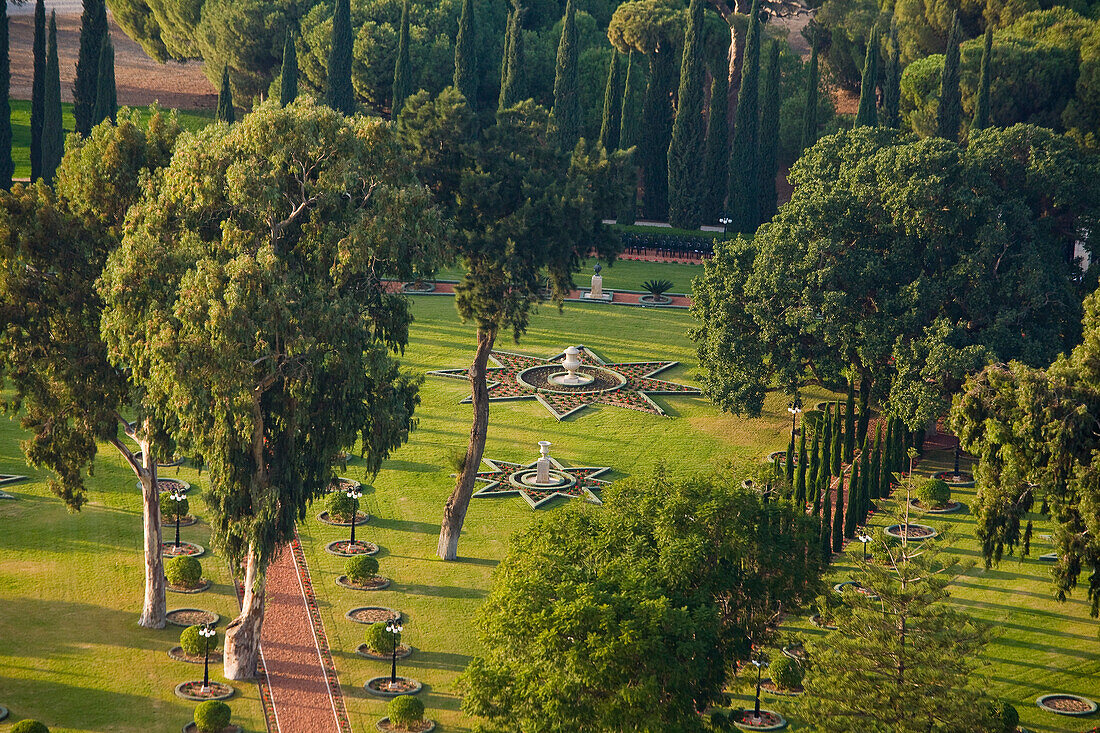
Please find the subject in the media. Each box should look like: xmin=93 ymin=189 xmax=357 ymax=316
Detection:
xmin=432 ymin=257 xmax=704 ymax=297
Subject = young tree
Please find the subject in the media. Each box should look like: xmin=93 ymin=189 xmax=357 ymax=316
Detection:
xmin=41 ymin=12 xmax=63 ymax=183
xmin=453 ymin=0 xmax=478 ymax=114
xmin=758 ymin=40 xmax=781 ymax=222
xmin=667 ymin=0 xmax=707 ymax=229
xmin=937 ymin=12 xmax=962 ymax=142
xmin=280 ymin=29 xmax=298 ymax=108
xmin=30 ymin=0 xmax=46 ymax=181
xmin=216 ymin=66 xmax=235 ymax=123
xmin=102 ymin=98 xmax=443 ymax=678
xmin=92 ymin=31 xmax=117 ymax=126
xmin=854 ymin=26 xmax=878 ymax=128
xmin=549 ymin=0 xmax=580 ymax=150
xmin=972 ymin=26 xmax=993 ymax=131
xmin=391 ymin=0 xmax=411 ymax=117
xmin=727 ymin=0 xmax=761 ymax=233
xmin=800 ymin=42 xmax=820 ymax=152
xmin=882 ymin=25 xmax=901 ymax=129
xmin=73 ymin=0 xmax=107 ymax=136
xmin=702 ymin=67 xmax=729 ymax=222
xmin=497 ymin=6 xmax=526 ymax=113
xmin=327 ymin=0 xmax=355 ymax=115
xmin=0 ymin=0 xmax=11 ymax=190
xmin=598 ymin=51 xmax=622 ymax=152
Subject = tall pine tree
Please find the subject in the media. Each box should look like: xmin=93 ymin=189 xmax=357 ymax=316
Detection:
xmin=882 ymin=24 xmax=901 ymax=128
xmin=327 ymin=0 xmax=355 ymax=115
xmin=758 ymin=41 xmax=781 ymax=223
xmin=598 ymin=52 xmax=622 ymax=151
xmin=498 ymin=7 xmax=526 ymax=111
xmin=392 ymin=0 xmax=411 ymax=117
xmin=280 ymin=29 xmax=298 ymax=107
xmin=73 ymin=0 xmax=107 ymax=136
xmin=973 ymin=25 xmax=993 ymax=131
xmin=92 ymin=31 xmax=116 ymax=126
xmin=667 ymin=0 xmax=707 ymax=229
xmin=41 ymin=11 xmax=63 ymax=183
xmin=216 ymin=66 xmax=235 ymax=123
xmin=454 ymin=0 xmax=478 ymax=113
xmin=617 ymin=51 xmax=643 ymax=225
xmin=30 ymin=0 xmax=46 ymax=181
xmin=800 ymin=42 xmax=819 ymax=152
xmin=854 ymin=26 xmax=879 ymax=128
xmin=549 ymin=0 xmax=580 ymax=149
xmin=728 ymin=0 xmax=761 ymax=233
xmin=702 ymin=68 xmax=729 ymax=222
xmin=937 ymin=12 xmax=963 ymax=141
xmin=0 ymin=0 xmax=11 ymax=190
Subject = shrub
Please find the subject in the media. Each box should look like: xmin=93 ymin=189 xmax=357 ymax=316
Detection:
xmin=160 ymin=490 xmax=189 ymax=518
xmin=345 ymin=554 xmax=379 ymax=583
xmin=166 ymin=555 xmax=203 ymax=588
xmin=995 ymin=701 xmax=1019 ymax=733
xmin=327 ymin=490 xmax=358 ymax=522
xmin=641 ymin=279 xmax=674 ymax=296
xmin=193 ymin=700 xmax=231 ymax=733
xmin=801 ymin=410 xmax=824 ymax=437
xmin=11 ymin=722 xmax=50 ymax=733
xmin=388 ymin=695 xmax=425 ymax=727
xmin=916 ymin=478 xmax=951 ymax=508
xmin=180 ymin=625 xmax=218 ymax=657
xmin=364 ymin=621 xmax=397 ymax=655
xmin=769 ymin=655 xmax=803 ymax=690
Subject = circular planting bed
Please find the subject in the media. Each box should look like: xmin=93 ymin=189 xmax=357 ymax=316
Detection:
xmin=833 ymin=580 xmax=880 ymax=601
xmin=884 ymin=523 xmax=938 ymax=542
xmin=166 ymin=608 xmax=219 ymax=627
xmin=328 ymin=477 xmax=362 ymax=494
xmin=161 ymin=514 xmax=198 ymax=527
xmin=357 ymin=643 xmax=413 ymax=661
xmin=1039 ymin=552 xmax=1059 ymax=562
xmin=402 ymin=281 xmax=436 ymax=293
xmin=1036 ymin=694 xmax=1098 ymax=716
xmin=638 ymin=293 xmax=673 ymax=305
xmin=730 ymin=709 xmax=788 ymax=730
xmin=168 ymin=646 xmax=223 ymax=664
xmin=516 ymin=364 xmax=626 ymax=395
xmin=347 ymin=606 xmax=402 ymax=624
xmin=767 ymin=451 xmax=799 ymax=466
xmin=182 ymin=724 xmax=242 ymax=733
xmin=142 ymin=478 xmax=192 ymax=494
xmin=761 ymin=680 xmax=803 ymax=696
xmin=162 ymin=542 xmax=205 ymax=558
xmin=318 ymin=511 xmax=371 ymax=527
xmin=337 ymin=575 xmax=391 ymax=591
xmin=781 ymin=644 xmax=806 ymax=662
xmin=135 ymin=452 xmax=186 ymax=468
xmin=932 ymin=470 xmax=976 ymax=488
xmin=168 ymin=579 xmax=212 ymax=594
xmin=0 ymin=705 xmax=7 ymax=722
xmin=810 ymin=614 xmax=838 ymax=630
xmin=377 ymin=717 xmax=436 ymax=732
xmin=174 ymin=681 xmax=234 ymax=701
xmin=909 ymin=499 xmax=963 ymax=514
xmin=326 ymin=540 xmax=380 ymax=557
xmin=365 ymin=676 xmax=423 ymax=698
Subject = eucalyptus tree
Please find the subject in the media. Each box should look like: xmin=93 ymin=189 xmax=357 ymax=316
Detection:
xmin=100 ymin=98 xmax=445 ymax=677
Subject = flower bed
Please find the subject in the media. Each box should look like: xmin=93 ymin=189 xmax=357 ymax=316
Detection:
xmin=761 ymin=680 xmax=803 ymax=696
xmin=909 ymin=499 xmax=963 ymax=514
xmin=143 ymin=478 xmax=191 ymax=494
xmin=365 ymin=676 xmax=423 ymax=698
xmin=337 ymin=575 xmax=391 ymax=591
xmin=326 ymin=540 xmax=379 ymax=557
xmin=318 ymin=511 xmax=371 ymax=527
xmin=328 ymin=477 xmax=362 ymax=493
xmin=168 ymin=579 xmax=212 ymax=594
xmin=376 ymin=718 xmax=436 ymax=732
xmin=166 ymin=609 xmax=219 ymax=627
xmin=1036 ymin=694 xmax=1098 ymax=716
xmin=168 ymin=646 xmax=223 ymax=664
xmin=932 ymin=470 xmax=976 ymax=488
xmin=182 ymin=724 xmax=242 ymax=733
xmin=884 ymin=523 xmax=938 ymax=541
xmin=174 ymin=681 xmax=234 ymax=701
xmin=161 ymin=514 xmax=198 ymax=527
xmin=347 ymin=606 xmax=402 ymax=624
xmin=162 ymin=542 xmax=205 ymax=558
xmin=357 ymin=643 xmax=413 ymax=660
xmin=730 ymin=709 xmax=788 ymax=730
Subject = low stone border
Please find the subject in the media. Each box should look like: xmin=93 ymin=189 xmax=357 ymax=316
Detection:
xmin=168 ymin=579 xmax=212 ymax=594
xmin=365 ymin=676 xmax=423 ymax=698
xmin=932 ymin=470 xmax=976 ymax=488
xmin=402 ymin=281 xmax=436 ymax=293
xmin=883 ymin=524 xmax=938 ymax=542
xmin=182 ymin=724 xmax=242 ymax=733
xmin=347 ymin=606 xmax=402 ymax=624
xmin=326 ymin=540 xmax=379 ymax=557
xmin=833 ymin=580 xmax=880 ymax=601
xmin=162 ymin=542 xmax=205 ymax=558
xmin=809 ymin=614 xmax=838 ymax=630
xmin=174 ymin=681 xmax=235 ymax=701
xmin=357 ymin=643 xmax=413 ymax=661
xmin=166 ymin=608 xmax=219 ymax=627
xmin=328 ymin=477 xmax=362 ymax=493
xmin=761 ymin=680 xmax=803 ymax=697
xmin=780 ymin=644 xmax=806 ymax=662
xmin=0 ymin=705 xmax=8 ymax=722
xmin=169 ymin=646 xmax=224 ymax=664
xmin=161 ymin=514 xmax=198 ymax=527
xmin=909 ymin=500 xmax=963 ymax=514
xmin=135 ymin=452 xmax=186 ymax=468
xmin=142 ymin=478 xmax=192 ymax=493
xmin=318 ymin=511 xmax=371 ymax=527
xmin=1039 ymin=552 xmax=1059 ymax=562
xmin=730 ymin=709 xmax=788 ymax=730
xmin=1035 ymin=693 xmax=1098 ymax=716
xmin=337 ymin=575 xmax=391 ymax=591
xmin=638 ymin=293 xmax=672 ymax=305
xmin=377 ymin=718 xmax=436 ymax=732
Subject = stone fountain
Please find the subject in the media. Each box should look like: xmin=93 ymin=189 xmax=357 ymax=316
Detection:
xmin=549 ymin=346 xmax=595 ymax=386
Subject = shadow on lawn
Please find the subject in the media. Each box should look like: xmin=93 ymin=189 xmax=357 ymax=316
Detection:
xmin=0 ymin=676 xmax=171 ymax=730
xmin=405 ymin=650 xmax=473 ymax=673
xmin=369 ymin=516 xmax=441 ymax=535
xmin=382 ymin=459 xmax=441 ymax=474
xmin=392 ymin=583 xmax=487 ymax=600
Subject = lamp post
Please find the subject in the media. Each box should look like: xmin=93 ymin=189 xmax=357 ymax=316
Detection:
xmin=718 ymin=215 xmax=732 ymax=235
xmin=953 ymin=438 xmax=961 ymax=478
xmin=787 ymin=397 xmax=803 ymax=441
xmin=346 ymin=486 xmax=362 ymax=545
xmin=751 ymin=658 xmax=768 ymax=719
xmin=199 ymin=624 xmax=216 ymax=692
xmin=856 ymin=531 xmax=872 ymax=562
xmin=386 ymin=617 xmax=404 ymax=688
xmin=170 ymin=489 xmax=186 ymax=547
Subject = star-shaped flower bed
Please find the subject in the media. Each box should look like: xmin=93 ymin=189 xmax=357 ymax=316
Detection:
xmin=428 ymin=345 xmax=700 ymax=419
xmin=473 ymin=456 xmax=612 ymax=509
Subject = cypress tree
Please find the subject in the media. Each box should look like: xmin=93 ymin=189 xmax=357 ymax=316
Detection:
xmin=280 ymin=29 xmax=298 ymax=107
xmin=702 ymin=68 xmax=729 ymax=223
xmin=92 ymin=30 xmax=116 ymax=126
xmin=667 ymin=0 xmax=707 ymax=229
xmin=639 ymin=50 xmax=676 ymax=220
xmin=800 ymin=42 xmax=819 ymax=152
xmin=73 ymin=0 xmax=107 ymax=136
xmin=30 ymin=0 xmax=46 ymax=181
xmin=785 ymin=432 xmax=796 ymax=485
xmin=861 ymin=444 xmax=872 ymax=517
xmin=937 ymin=12 xmax=962 ymax=142
xmin=758 ymin=40 xmax=781 ymax=222
xmin=216 ymin=66 xmax=235 ymax=124
xmin=549 ymin=0 xmax=580 ymax=149
xmin=882 ymin=24 xmax=901 ymax=128
xmin=0 ymin=0 xmax=10 ymax=190
xmin=845 ymin=460 xmax=860 ymax=538
xmin=617 ymin=51 xmax=643 ymax=225
xmin=973 ymin=25 xmax=993 ymax=131
xmin=821 ymin=488 xmax=833 ymax=562
xmin=856 ymin=377 xmax=871 ymax=448
xmin=498 ymin=7 xmax=526 ymax=112
xmin=598 ymin=51 xmax=622 ymax=151
xmin=854 ymin=26 xmax=879 ymax=128
xmin=41 ymin=11 xmax=63 ymax=183
xmin=820 ymin=406 xmax=833 ymax=480
xmin=843 ymin=379 xmax=856 ymax=462
xmin=392 ymin=0 xmax=411 ymax=116
xmin=327 ymin=0 xmax=355 ymax=115
xmin=795 ymin=428 xmax=808 ymax=506
xmin=808 ymin=425 xmax=821 ymax=504
xmin=728 ymin=0 xmax=761 ymax=233
xmin=870 ymin=424 xmax=883 ymax=501
xmin=832 ymin=472 xmax=845 ymax=553
xmin=831 ymin=401 xmax=843 ymax=475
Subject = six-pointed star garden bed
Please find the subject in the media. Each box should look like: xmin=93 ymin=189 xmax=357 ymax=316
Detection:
xmin=429 ymin=345 xmax=700 ymax=419
xmin=472 ymin=456 xmax=612 ymax=509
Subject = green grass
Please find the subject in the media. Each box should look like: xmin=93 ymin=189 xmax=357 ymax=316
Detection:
xmin=433 ymin=257 xmax=704 ymax=295
xmin=10 ymin=99 xmax=215 ymax=180
xmin=609 ymin=223 xmax=725 ymax=239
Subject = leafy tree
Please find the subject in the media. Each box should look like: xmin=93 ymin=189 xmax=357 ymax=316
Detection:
xmin=100 ymin=98 xmax=443 ymax=677
xmin=74 ymin=0 xmax=107 ymax=136
xmin=549 ymin=0 xmax=581 ymax=149
xmin=0 ymin=0 xmax=9 ymax=190
xmin=882 ymin=24 xmax=901 ymax=128
xmin=41 ymin=12 xmax=62 ymax=183
xmin=667 ymin=0 xmax=706 ymax=229
xmin=800 ymin=41 xmax=819 ymax=152
xmin=328 ymin=0 xmax=356 ymax=115
xmin=31 ymin=0 xmax=45 ymax=181
xmin=280 ymin=29 xmax=298 ymax=108
xmin=854 ymin=25 xmax=878 ymax=127
xmin=727 ymin=0 xmax=761 ymax=233
xmin=598 ymin=50 xmax=622 ymax=151
xmin=216 ymin=65 xmax=235 ymax=123
xmin=703 ymin=68 xmax=729 ymax=222
xmin=392 ymin=0 xmax=412 ymax=116
xmin=937 ymin=12 xmax=962 ymax=141
xmin=453 ymin=0 xmax=478 ymax=114
xmin=93 ymin=31 xmax=117 ymax=126
xmin=758 ymin=40 xmax=780 ymax=223
xmin=973 ymin=25 xmax=992 ymax=131
xmin=498 ymin=6 xmax=527 ymax=112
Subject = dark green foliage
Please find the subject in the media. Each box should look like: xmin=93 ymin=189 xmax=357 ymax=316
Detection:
xmin=785 ymin=433 xmax=795 ymax=485
xmin=346 ymin=554 xmax=380 ymax=583
xmin=327 ymin=490 xmax=358 ymax=522
xmin=728 ymin=0 xmax=761 ymax=233
xmin=856 ymin=378 xmax=871 ymax=447
xmin=820 ymin=406 xmax=833 ymax=479
xmin=598 ymin=51 xmax=622 ymax=151
xmin=498 ymin=7 xmax=526 ymax=113
xmin=667 ymin=0 xmax=706 ymax=229
xmin=800 ymin=43 xmax=819 ymax=153
xmin=166 ymin=556 xmax=202 ymax=588
xmin=973 ymin=26 xmax=992 ymax=131
xmin=365 ymin=620 xmax=397 ymax=654
xmin=617 ymin=51 xmax=643 ymax=224
xmin=10 ymin=722 xmax=49 ymax=733
xmin=549 ymin=0 xmax=580 ymax=149
xmin=216 ymin=66 xmax=235 ymax=123
xmin=327 ymin=0 xmax=355 ymax=115
xmin=180 ymin=624 xmax=218 ymax=657
xmin=0 ymin=0 xmax=10 ymax=190
xmin=73 ymin=0 xmax=107 ymax=136
xmin=795 ymin=428 xmax=808 ymax=505
xmin=843 ymin=380 xmax=855 ymax=462
xmin=830 ymin=401 xmax=842 ymax=476
xmin=832 ymin=472 xmax=844 ymax=552
xmin=639 ymin=51 xmax=676 ymax=220
xmin=937 ymin=12 xmax=962 ymax=142
xmin=758 ymin=41 xmax=781 ymax=223
xmin=41 ymin=12 xmax=63 ymax=183
xmin=392 ymin=0 xmax=412 ymax=117
xmin=31 ymin=0 xmax=46 ymax=181
xmin=808 ymin=426 xmax=821 ymax=502
xmin=917 ymin=478 xmax=951 ymax=508
xmin=845 ymin=459 xmax=859 ymax=537
xmin=994 ymin=702 xmax=1019 ymax=733
xmin=770 ymin=656 xmax=803 ymax=690
xmin=854 ymin=26 xmax=878 ymax=128
xmin=642 ymin=279 xmax=673 ymax=296
xmin=453 ymin=0 xmax=478 ymax=114
xmin=870 ymin=426 xmax=883 ymax=501
xmin=820 ymin=486 xmax=832 ymax=559
xmin=882 ymin=25 xmax=901 ymax=129
xmin=92 ymin=32 xmax=117 ymax=127
xmin=159 ymin=491 xmax=189 ymax=518
xmin=193 ymin=701 xmax=231 ymax=733
xmin=389 ymin=695 xmax=425 ymax=726
xmin=702 ymin=70 xmax=729 ymax=223
xmin=280 ymin=30 xmax=298 ymax=108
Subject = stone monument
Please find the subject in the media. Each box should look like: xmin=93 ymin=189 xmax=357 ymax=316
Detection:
xmin=583 ymin=263 xmax=612 ymax=301
xmin=536 ymin=441 xmax=552 ymax=484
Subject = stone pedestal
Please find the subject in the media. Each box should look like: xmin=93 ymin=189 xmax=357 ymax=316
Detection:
xmin=590 ymin=274 xmax=603 ymax=299
xmin=536 ymin=441 xmax=552 ymax=484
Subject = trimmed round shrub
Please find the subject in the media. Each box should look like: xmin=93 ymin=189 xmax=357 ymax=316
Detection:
xmin=388 ymin=695 xmax=425 ymax=726
xmin=166 ymin=555 xmax=203 ymax=588
xmin=916 ymin=478 xmax=951 ymax=508
xmin=11 ymin=722 xmax=50 ymax=733
xmin=193 ymin=700 xmax=231 ymax=733
xmin=180 ymin=625 xmax=219 ymax=657
xmin=769 ymin=655 xmax=803 ymax=690
xmin=327 ymin=491 xmax=358 ymax=522
xmin=345 ymin=554 xmax=379 ymax=584
xmin=160 ymin=490 xmax=189 ymax=517
xmin=365 ymin=621 xmax=397 ymax=655
xmin=995 ymin=701 xmax=1019 ymax=733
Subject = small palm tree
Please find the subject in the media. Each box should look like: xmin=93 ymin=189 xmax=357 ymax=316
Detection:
xmin=642 ymin=279 xmax=674 ymax=297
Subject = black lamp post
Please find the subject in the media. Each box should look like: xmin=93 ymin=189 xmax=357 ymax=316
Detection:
xmin=386 ymin=617 xmax=404 ymax=688
xmin=199 ymin=624 xmax=216 ymax=692
xmin=953 ymin=439 xmax=961 ymax=477
xmin=857 ymin=531 xmax=872 ymax=562
xmin=751 ymin=658 xmax=768 ymax=719
xmin=787 ymin=397 xmax=803 ymax=441
xmin=718 ymin=215 xmax=731 ymax=235
xmin=170 ymin=489 xmax=186 ymax=547
xmin=346 ymin=486 xmax=363 ymax=545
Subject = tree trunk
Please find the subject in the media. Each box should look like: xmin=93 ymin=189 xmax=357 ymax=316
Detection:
xmin=224 ymin=545 xmax=267 ymax=680
xmin=137 ymin=452 xmax=165 ymax=629
xmin=727 ymin=22 xmax=744 ymax=130
xmin=437 ymin=326 xmax=497 ymax=561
